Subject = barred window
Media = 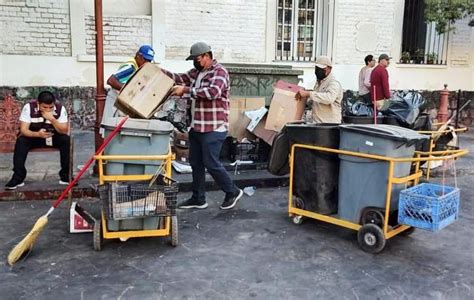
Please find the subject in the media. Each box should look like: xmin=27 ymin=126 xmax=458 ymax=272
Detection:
xmin=276 ymin=0 xmax=334 ymax=61
xmin=401 ymin=0 xmax=449 ymax=65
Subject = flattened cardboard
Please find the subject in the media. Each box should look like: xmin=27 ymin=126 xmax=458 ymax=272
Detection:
xmin=229 ymin=97 xmax=265 ymax=138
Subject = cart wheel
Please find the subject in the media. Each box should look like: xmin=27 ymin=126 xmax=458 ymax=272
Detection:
xmin=93 ymin=219 xmax=103 ymax=251
xmin=293 ymin=197 xmax=305 ymax=209
xmin=361 ymin=210 xmax=384 ymax=228
xmin=400 ymin=226 xmax=416 ymax=237
xmin=291 ymin=215 xmax=304 ymax=225
xmin=170 ymin=216 xmax=178 ymax=247
xmin=357 ymin=224 xmax=386 ymax=254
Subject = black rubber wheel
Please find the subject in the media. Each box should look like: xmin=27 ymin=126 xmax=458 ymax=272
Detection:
xmin=93 ymin=219 xmax=103 ymax=251
xmin=361 ymin=209 xmax=384 ymax=228
xmin=399 ymin=226 xmax=416 ymax=237
xmin=357 ymin=224 xmax=386 ymax=254
xmin=170 ymin=216 xmax=178 ymax=247
xmin=293 ymin=197 xmax=305 ymax=209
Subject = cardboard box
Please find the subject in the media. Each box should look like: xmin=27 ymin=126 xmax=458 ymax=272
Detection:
xmin=229 ymin=97 xmax=265 ymax=137
xmin=234 ymin=112 xmax=257 ymax=142
xmin=265 ymin=81 xmax=306 ymax=132
xmin=252 ymin=116 xmax=278 ymax=146
xmin=116 ymin=63 xmax=175 ymax=119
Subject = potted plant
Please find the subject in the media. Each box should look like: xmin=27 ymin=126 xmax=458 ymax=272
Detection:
xmin=400 ymin=51 xmax=411 ymax=64
xmin=427 ymin=52 xmax=438 ymax=64
xmin=414 ymin=49 xmax=425 ymax=64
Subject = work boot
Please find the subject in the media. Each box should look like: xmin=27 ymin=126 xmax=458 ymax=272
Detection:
xmin=178 ymin=198 xmax=208 ymax=209
xmin=220 ymin=188 xmax=243 ymax=210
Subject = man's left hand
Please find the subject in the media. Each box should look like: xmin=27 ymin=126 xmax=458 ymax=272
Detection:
xmin=295 ymin=90 xmax=310 ymax=101
xmin=41 ymin=111 xmax=55 ymax=121
xmin=171 ymin=85 xmax=186 ymax=97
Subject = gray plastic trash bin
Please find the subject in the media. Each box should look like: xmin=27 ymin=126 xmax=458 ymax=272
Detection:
xmin=101 ymin=117 xmax=173 ymax=175
xmin=337 ymin=124 xmax=428 ymax=224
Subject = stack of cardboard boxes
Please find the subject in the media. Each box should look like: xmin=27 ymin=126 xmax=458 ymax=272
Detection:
xmin=228 ymin=80 xmax=307 ymax=146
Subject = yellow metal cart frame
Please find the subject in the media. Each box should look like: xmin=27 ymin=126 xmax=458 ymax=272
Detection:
xmin=92 ymin=149 xmax=176 ymax=250
xmin=288 ymin=143 xmax=468 ymax=253
xmin=417 ymin=125 xmax=468 ymax=180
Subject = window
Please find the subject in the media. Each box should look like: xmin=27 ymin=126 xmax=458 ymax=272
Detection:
xmin=401 ymin=0 xmax=448 ymax=65
xmin=275 ymin=0 xmax=334 ymax=61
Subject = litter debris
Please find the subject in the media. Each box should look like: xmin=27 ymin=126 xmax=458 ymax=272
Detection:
xmin=243 ymin=186 xmax=256 ymax=196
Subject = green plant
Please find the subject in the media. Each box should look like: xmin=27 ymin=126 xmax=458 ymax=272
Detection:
xmin=425 ymin=0 xmax=474 ymax=34
xmin=426 ymin=52 xmax=438 ymax=63
xmin=414 ymin=49 xmax=425 ymax=63
xmin=400 ymin=51 xmax=411 ymax=63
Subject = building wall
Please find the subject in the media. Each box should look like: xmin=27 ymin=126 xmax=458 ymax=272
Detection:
xmin=163 ymin=0 xmax=267 ymax=62
xmin=0 ymin=0 xmax=71 ymax=56
xmin=0 ymin=0 xmax=472 ymax=91
xmin=85 ymin=15 xmax=152 ymax=56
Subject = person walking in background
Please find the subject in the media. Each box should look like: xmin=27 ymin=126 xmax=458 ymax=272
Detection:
xmin=370 ymin=54 xmax=392 ymax=111
xmin=358 ymin=54 xmax=375 ymax=103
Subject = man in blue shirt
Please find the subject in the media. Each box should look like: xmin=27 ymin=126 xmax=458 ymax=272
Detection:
xmin=103 ymin=45 xmax=155 ymax=118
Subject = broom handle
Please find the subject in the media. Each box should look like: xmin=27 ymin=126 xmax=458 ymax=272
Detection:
xmin=48 ymin=116 xmax=129 ymax=212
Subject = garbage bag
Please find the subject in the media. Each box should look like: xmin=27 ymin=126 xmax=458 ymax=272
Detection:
xmin=345 ymin=101 xmax=374 ymax=117
xmin=384 ymin=91 xmax=426 ymax=127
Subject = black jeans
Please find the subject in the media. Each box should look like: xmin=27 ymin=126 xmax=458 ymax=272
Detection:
xmin=12 ymin=134 xmax=70 ymax=182
xmin=189 ymin=130 xmax=236 ymax=201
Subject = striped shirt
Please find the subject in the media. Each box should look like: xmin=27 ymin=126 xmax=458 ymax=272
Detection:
xmin=113 ymin=58 xmax=138 ymax=84
xmin=162 ymin=60 xmax=230 ymax=133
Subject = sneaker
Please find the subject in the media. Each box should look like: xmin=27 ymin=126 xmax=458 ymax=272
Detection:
xmin=5 ymin=178 xmax=25 ymax=190
xmin=59 ymin=178 xmax=78 ymax=186
xmin=220 ymin=188 xmax=243 ymax=210
xmin=178 ymin=198 xmax=208 ymax=209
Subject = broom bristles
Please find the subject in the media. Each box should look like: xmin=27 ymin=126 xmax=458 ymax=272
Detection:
xmin=7 ymin=214 xmax=48 ymax=266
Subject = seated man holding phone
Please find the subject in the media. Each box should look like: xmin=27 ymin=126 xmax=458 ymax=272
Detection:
xmin=5 ymin=91 xmax=71 ymax=190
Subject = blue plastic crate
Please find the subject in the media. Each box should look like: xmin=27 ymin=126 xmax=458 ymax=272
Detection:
xmin=398 ymin=183 xmax=460 ymax=232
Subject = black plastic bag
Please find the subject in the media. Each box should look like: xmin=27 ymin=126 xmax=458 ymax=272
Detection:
xmin=384 ymin=91 xmax=426 ymax=127
xmin=345 ymin=101 xmax=374 ymax=117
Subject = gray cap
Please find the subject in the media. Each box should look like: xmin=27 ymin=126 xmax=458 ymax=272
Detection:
xmin=378 ymin=53 xmax=392 ymax=61
xmin=186 ymin=42 xmax=212 ymax=60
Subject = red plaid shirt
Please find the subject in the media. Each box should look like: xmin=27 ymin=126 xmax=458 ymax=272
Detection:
xmin=162 ymin=60 xmax=230 ymax=133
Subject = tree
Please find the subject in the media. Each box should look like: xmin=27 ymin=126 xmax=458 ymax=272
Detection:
xmin=424 ymin=0 xmax=474 ymax=34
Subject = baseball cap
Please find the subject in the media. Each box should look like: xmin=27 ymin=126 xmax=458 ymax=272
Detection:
xmin=378 ymin=53 xmax=392 ymax=61
xmin=315 ymin=56 xmax=332 ymax=68
xmin=186 ymin=42 xmax=212 ymax=60
xmin=138 ymin=45 xmax=155 ymax=61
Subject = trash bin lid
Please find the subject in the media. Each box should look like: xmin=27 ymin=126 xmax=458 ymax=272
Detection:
xmin=101 ymin=117 xmax=174 ymax=133
xmin=339 ymin=124 xmax=428 ymax=144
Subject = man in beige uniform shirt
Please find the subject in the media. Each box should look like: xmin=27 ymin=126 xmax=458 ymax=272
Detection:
xmin=295 ymin=56 xmax=343 ymax=123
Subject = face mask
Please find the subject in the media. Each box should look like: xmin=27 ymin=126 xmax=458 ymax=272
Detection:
xmin=193 ymin=59 xmax=204 ymax=71
xmin=315 ymin=67 xmax=327 ymax=81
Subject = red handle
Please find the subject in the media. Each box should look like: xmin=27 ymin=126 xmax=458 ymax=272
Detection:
xmin=373 ymin=86 xmax=377 ymax=124
xmin=51 ymin=116 xmax=129 ymax=208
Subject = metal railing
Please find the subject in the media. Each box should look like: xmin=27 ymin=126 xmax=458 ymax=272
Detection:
xmin=401 ymin=0 xmax=449 ymax=65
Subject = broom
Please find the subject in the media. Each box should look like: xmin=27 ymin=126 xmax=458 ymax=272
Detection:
xmin=7 ymin=116 xmax=129 ymax=266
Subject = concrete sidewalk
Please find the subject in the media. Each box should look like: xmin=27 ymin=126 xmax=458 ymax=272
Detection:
xmin=1 ymin=127 xmax=472 ymax=201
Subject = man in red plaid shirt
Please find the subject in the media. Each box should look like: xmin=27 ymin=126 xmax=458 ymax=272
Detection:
xmin=163 ymin=42 xmax=243 ymax=210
